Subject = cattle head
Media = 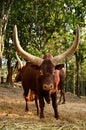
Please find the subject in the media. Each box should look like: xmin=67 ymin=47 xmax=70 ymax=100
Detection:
xmin=13 ymin=25 xmax=80 ymax=92
xmin=15 ymin=53 xmax=55 ymax=91
xmin=39 ymin=59 xmax=55 ymax=91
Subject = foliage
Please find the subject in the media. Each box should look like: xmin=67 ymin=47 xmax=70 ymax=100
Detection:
xmin=2 ymin=0 xmax=86 ymax=94
xmin=6 ymin=0 xmax=85 ymax=53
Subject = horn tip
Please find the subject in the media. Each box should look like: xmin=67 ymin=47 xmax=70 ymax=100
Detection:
xmin=77 ymin=25 xmax=80 ymax=31
xmin=14 ymin=24 xmax=17 ymax=27
xmin=14 ymin=25 xmax=17 ymax=31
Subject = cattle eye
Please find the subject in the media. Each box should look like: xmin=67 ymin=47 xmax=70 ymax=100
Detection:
xmin=40 ymin=70 xmax=43 ymax=75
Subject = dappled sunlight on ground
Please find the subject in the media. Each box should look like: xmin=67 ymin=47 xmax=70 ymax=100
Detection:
xmin=0 ymin=86 xmax=86 ymax=130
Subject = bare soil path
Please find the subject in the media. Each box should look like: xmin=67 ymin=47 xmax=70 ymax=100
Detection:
xmin=0 ymin=85 xmax=86 ymax=130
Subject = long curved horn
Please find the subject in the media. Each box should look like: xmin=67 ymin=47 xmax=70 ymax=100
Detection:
xmin=52 ymin=26 xmax=80 ymax=66
xmin=15 ymin=52 xmax=23 ymax=69
xmin=13 ymin=25 xmax=43 ymax=66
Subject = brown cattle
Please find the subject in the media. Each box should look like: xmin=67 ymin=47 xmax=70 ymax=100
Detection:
xmin=56 ymin=64 xmax=65 ymax=104
xmin=15 ymin=53 xmax=65 ymax=104
xmin=15 ymin=54 xmax=65 ymax=120
xmin=13 ymin=25 xmax=80 ymax=119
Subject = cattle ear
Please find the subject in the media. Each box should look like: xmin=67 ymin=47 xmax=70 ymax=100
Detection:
xmin=55 ymin=64 xmax=64 ymax=70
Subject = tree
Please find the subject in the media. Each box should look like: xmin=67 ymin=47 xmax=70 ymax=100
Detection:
xmin=0 ymin=0 xmax=14 ymax=83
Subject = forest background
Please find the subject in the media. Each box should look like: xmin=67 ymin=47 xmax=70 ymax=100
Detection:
xmin=0 ymin=0 xmax=86 ymax=96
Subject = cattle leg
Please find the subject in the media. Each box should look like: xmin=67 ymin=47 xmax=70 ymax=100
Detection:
xmin=51 ymin=93 xmax=59 ymax=119
xmin=58 ymin=90 xmax=65 ymax=104
xmin=35 ymin=96 xmax=39 ymax=115
xmin=58 ymin=90 xmax=62 ymax=104
xmin=39 ymin=98 xmax=45 ymax=119
xmin=23 ymin=90 xmax=29 ymax=112
xmin=62 ymin=90 xmax=65 ymax=104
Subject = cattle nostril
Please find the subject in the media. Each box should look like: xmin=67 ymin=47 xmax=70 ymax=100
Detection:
xmin=43 ymin=84 xmax=48 ymax=90
xmin=44 ymin=85 xmax=47 ymax=89
xmin=50 ymin=84 xmax=54 ymax=89
xmin=45 ymin=86 xmax=47 ymax=88
xmin=43 ymin=84 xmax=54 ymax=91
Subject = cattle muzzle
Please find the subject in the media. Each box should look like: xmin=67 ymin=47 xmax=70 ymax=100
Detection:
xmin=43 ymin=83 xmax=54 ymax=91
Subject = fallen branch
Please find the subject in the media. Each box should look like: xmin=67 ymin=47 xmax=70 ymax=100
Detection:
xmin=58 ymin=124 xmax=72 ymax=130
xmin=58 ymin=124 xmax=80 ymax=130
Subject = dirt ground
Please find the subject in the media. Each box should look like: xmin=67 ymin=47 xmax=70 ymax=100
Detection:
xmin=0 ymin=85 xmax=86 ymax=130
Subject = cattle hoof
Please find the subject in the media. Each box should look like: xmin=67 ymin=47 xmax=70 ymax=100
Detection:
xmin=40 ymin=117 xmax=44 ymax=119
xmin=55 ymin=115 xmax=59 ymax=120
xmin=37 ymin=112 xmax=39 ymax=116
xmin=25 ymin=109 xmax=29 ymax=112
xmin=40 ymin=114 xmax=44 ymax=119
xmin=62 ymin=102 xmax=65 ymax=104
xmin=55 ymin=117 xmax=59 ymax=120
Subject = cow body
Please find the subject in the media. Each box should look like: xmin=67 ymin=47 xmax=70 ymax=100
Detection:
xmin=15 ymin=60 xmax=60 ymax=119
xmin=15 ymin=59 xmax=65 ymax=119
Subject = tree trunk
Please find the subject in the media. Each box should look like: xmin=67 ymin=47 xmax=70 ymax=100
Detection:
xmin=6 ymin=54 xmax=13 ymax=85
xmin=75 ymin=51 xmax=80 ymax=97
xmin=6 ymin=67 xmax=13 ymax=84
xmin=73 ymin=62 xmax=76 ymax=95
xmin=0 ymin=0 xmax=14 ymax=83
xmin=0 ymin=34 xmax=4 ymax=83
xmin=65 ymin=58 xmax=68 ymax=92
